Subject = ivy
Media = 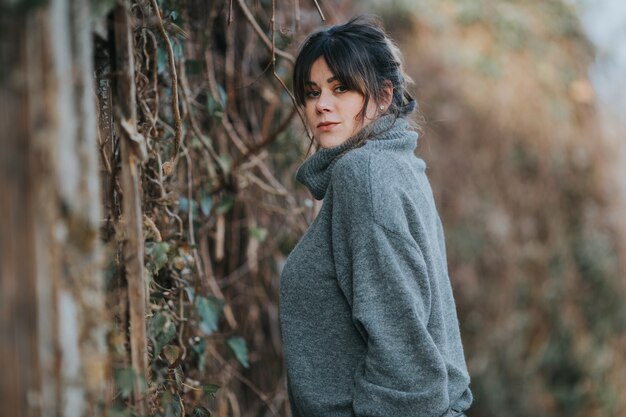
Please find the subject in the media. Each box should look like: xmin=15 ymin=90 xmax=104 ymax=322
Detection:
xmin=191 ymin=407 xmax=211 ymax=417
xmin=195 ymin=296 xmax=225 ymax=335
xmin=148 ymin=312 xmax=177 ymax=358
xmin=146 ymin=242 xmax=171 ymax=275
xmin=114 ymin=368 xmax=145 ymax=400
xmin=227 ymin=336 xmax=250 ymax=369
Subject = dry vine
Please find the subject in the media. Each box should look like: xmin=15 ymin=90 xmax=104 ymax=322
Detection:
xmin=96 ymin=0 xmax=326 ymax=415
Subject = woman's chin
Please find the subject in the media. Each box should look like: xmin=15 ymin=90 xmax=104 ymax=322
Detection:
xmin=316 ymin=135 xmax=350 ymax=149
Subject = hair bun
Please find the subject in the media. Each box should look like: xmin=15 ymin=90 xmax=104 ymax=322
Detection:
xmin=399 ymin=92 xmax=416 ymax=115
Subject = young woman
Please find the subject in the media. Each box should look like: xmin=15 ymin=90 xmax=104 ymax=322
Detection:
xmin=279 ymin=17 xmax=473 ymax=417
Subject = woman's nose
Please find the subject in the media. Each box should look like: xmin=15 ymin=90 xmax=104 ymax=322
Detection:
xmin=315 ymin=90 xmax=332 ymax=113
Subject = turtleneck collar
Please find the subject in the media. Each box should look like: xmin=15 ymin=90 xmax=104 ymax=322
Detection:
xmin=296 ymin=114 xmax=419 ymax=200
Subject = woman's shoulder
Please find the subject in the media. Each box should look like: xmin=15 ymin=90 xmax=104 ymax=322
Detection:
xmin=335 ymin=143 xmax=423 ymax=179
xmin=330 ymin=146 xmax=433 ymax=243
xmin=331 ymin=146 xmax=427 ymax=209
xmin=329 ymin=146 xmax=371 ymax=189
xmin=328 ymin=148 xmax=372 ymax=213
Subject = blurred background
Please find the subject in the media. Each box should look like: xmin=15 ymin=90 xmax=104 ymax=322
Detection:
xmin=1 ymin=0 xmax=625 ymax=416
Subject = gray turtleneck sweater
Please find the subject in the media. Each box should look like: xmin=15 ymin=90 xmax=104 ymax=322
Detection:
xmin=280 ymin=115 xmax=472 ymax=417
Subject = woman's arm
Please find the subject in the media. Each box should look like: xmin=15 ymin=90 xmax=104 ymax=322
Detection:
xmin=331 ymin=152 xmax=453 ymax=417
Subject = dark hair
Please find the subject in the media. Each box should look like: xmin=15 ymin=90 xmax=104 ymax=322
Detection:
xmin=293 ymin=16 xmax=416 ymax=120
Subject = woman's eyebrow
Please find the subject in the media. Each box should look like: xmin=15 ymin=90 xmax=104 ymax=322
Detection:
xmin=305 ymin=77 xmax=338 ymax=87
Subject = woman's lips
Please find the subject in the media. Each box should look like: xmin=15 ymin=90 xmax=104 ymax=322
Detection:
xmin=317 ymin=122 xmax=339 ymax=131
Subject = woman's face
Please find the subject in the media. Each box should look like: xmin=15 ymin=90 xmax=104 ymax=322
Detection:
xmin=304 ymin=58 xmax=379 ymax=148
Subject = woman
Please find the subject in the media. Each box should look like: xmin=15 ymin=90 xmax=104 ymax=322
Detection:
xmin=279 ymin=17 xmax=473 ymax=417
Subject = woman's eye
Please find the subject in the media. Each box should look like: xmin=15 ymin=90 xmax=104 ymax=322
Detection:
xmin=334 ymin=85 xmax=348 ymax=93
xmin=305 ymin=90 xmax=320 ymax=99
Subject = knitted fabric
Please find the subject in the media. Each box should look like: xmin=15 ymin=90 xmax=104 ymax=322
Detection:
xmin=280 ymin=114 xmax=473 ymax=417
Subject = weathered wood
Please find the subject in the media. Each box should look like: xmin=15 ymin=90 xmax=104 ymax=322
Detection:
xmin=0 ymin=10 xmax=41 ymax=417
xmin=1 ymin=1 xmax=107 ymax=416
xmin=113 ymin=1 xmax=149 ymax=413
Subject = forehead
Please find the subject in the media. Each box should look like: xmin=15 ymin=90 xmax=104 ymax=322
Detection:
xmin=307 ymin=58 xmax=336 ymax=84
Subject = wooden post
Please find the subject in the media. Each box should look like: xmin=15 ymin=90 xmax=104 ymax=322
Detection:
xmin=1 ymin=0 xmax=107 ymax=416
xmin=113 ymin=1 xmax=149 ymax=413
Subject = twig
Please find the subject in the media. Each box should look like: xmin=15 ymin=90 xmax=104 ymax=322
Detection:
xmin=245 ymin=172 xmax=288 ymax=196
xmin=269 ymin=0 xmax=312 ymax=142
xmin=149 ymin=0 xmax=183 ymax=159
xmin=219 ymin=245 xmax=275 ymax=289
xmin=226 ymin=390 xmax=242 ymax=417
xmin=177 ymin=57 xmax=225 ymax=187
xmin=254 ymin=156 xmax=292 ymax=197
xmin=134 ymin=28 xmax=160 ymax=138
xmin=198 ymin=221 xmax=238 ymax=329
xmin=204 ymin=49 xmax=251 ymax=155
xmin=295 ymin=0 xmax=301 ymax=30
xmin=143 ymin=214 xmax=162 ymax=242
xmin=180 ymin=144 xmax=237 ymax=329
xmin=312 ymin=0 xmax=325 ymax=21
xmin=181 ymin=144 xmax=198 ymax=251
xmin=177 ymin=289 xmax=187 ymax=360
xmin=147 ymin=29 xmax=160 ymax=137
xmin=236 ymin=0 xmax=295 ymax=64
xmin=206 ymin=346 xmax=280 ymax=417
xmin=233 ymin=106 xmax=296 ymax=168
xmin=153 ymin=150 xmax=184 ymax=237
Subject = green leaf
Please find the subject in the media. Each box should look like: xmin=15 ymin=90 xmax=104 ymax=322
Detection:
xmin=249 ymin=227 xmax=268 ymax=242
xmin=1 ymin=0 xmax=48 ymax=15
xmin=107 ymin=403 xmax=133 ymax=417
xmin=173 ymin=364 xmax=184 ymax=390
xmin=184 ymin=286 xmax=195 ymax=302
xmin=192 ymin=338 xmax=207 ymax=371
xmin=146 ymin=242 xmax=170 ymax=274
xmin=200 ymin=192 xmax=212 ymax=216
xmin=195 ymin=296 xmax=224 ymax=335
xmin=215 ymin=194 xmax=234 ymax=215
xmin=92 ymin=0 xmax=116 ymax=18
xmin=217 ymin=84 xmax=227 ymax=107
xmin=191 ymin=406 xmax=211 ymax=417
xmin=216 ymin=155 xmax=231 ymax=176
xmin=172 ymin=41 xmax=184 ymax=61
xmin=179 ymin=196 xmax=189 ymax=212
xmin=157 ymin=46 xmax=168 ymax=74
xmin=185 ymin=59 xmax=203 ymax=76
xmin=148 ymin=312 xmax=177 ymax=357
xmin=114 ymin=368 xmax=134 ymax=399
xmin=163 ymin=345 xmax=181 ymax=365
xmin=178 ymin=196 xmax=198 ymax=214
xmin=207 ymin=95 xmax=222 ymax=115
xmin=114 ymin=368 xmax=139 ymax=399
xmin=162 ymin=392 xmax=183 ymax=417
xmin=227 ymin=336 xmax=250 ymax=369
xmin=201 ymin=384 xmax=220 ymax=400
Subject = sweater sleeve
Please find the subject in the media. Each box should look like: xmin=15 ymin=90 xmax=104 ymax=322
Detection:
xmin=330 ymin=153 xmax=451 ymax=417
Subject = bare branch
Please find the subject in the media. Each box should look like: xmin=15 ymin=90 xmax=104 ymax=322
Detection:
xmin=149 ymin=0 xmax=183 ymax=160
xmin=269 ymin=0 xmax=312 ymax=142
xmin=233 ymin=106 xmax=296 ymax=168
xmin=207 ymin=346 xmax=281 ymax=417
xmin=312 ymin=0 xmax=325 ymax=21
xmin=236 ymin=0 xmax=295 ymax=64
